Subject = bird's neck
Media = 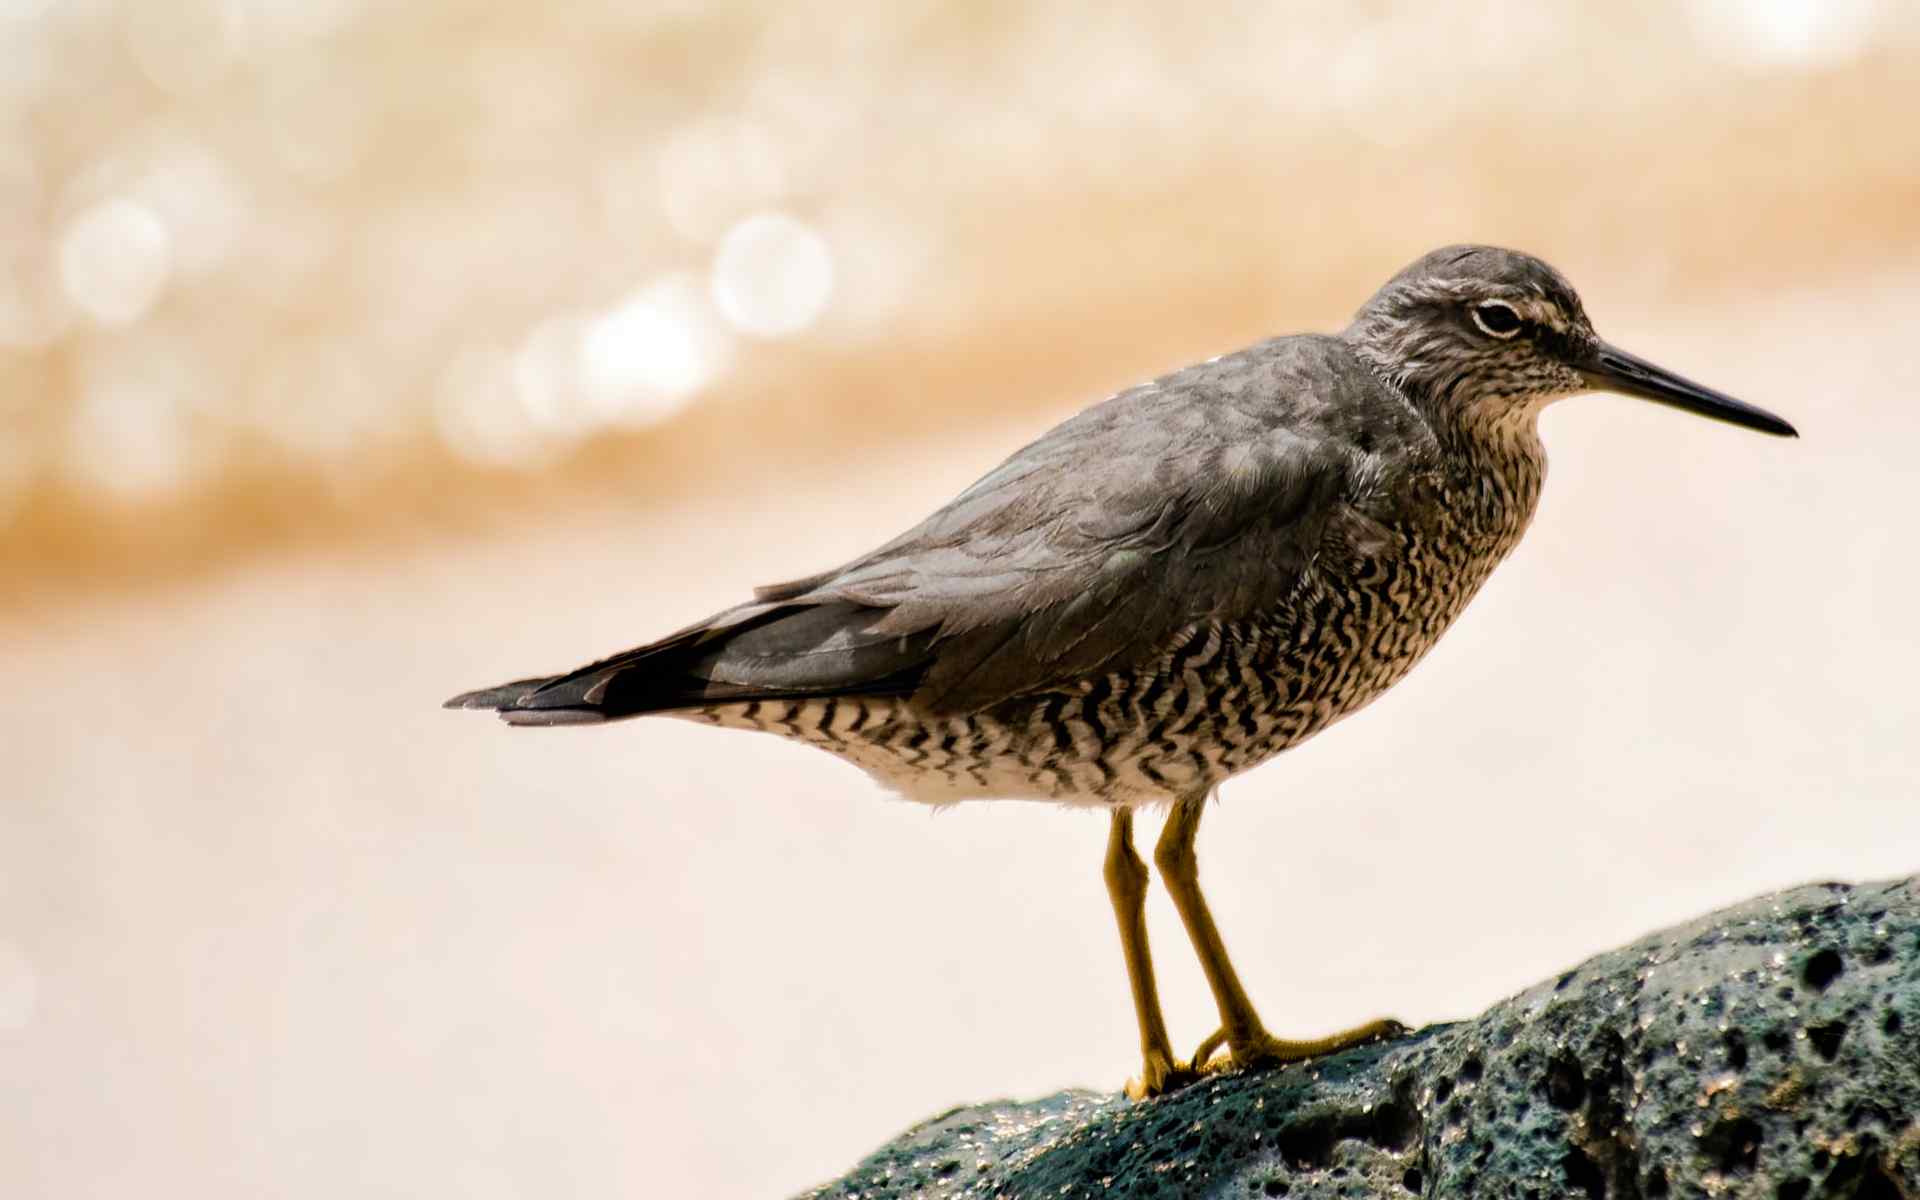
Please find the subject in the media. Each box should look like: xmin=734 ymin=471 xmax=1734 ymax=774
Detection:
xmin=1442 ymin=404 xmax=1549 ymax=549
xmin=1346 ymin=333 xmax=1549 ymax=521
xmin=1394 ymin=378 xmax=1552 ymax=548
xmin=1439 ymin=394 xmax=1550 ymax=458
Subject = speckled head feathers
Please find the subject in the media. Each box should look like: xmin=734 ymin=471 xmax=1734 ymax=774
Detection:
xmin=1367 ymin=245 xmax=1588 ymax=328
xmin=1344 ymin=245 xmax=1600 ymax=426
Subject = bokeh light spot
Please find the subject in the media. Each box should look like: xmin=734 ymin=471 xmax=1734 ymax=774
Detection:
xmin=579 ymin=274 xmax=730 ymax=429
xmin=59 ymin=198 xmax=172 ymax=326
xmin=1686 ymin=0 xmax=1885 ymax=67
xmin=513 ymin=318 xmax=581 ymax=435
xmin=710 ymin=211 xmax=834 ymax=338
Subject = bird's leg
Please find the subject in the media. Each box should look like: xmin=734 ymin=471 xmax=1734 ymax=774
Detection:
xmin=1104 ymin=807 xmax=1195 ymax=1099
xmin=1154 ymin=792 xmax=1405 ymax=1074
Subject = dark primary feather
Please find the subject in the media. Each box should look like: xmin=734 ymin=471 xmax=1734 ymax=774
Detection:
xmin=442 ymin=599 xmax=936 ymax=724
xmin=446 ymin=333 xmax=1437 ymax=723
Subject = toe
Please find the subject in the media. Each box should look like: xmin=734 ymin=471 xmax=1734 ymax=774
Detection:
xmin=1126 ymin=1050 xmax=1201 ymax=1099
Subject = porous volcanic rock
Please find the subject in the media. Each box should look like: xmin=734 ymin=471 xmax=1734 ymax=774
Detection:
xmin=801 ymin=877 xmax=1920 ymax=1199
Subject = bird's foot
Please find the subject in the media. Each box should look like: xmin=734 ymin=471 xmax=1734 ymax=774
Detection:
xmin=1191 ymin=1017 xmax=1408 ymax=1075
xmin=1124 ymin=1047 xmax=1203 ymax=1100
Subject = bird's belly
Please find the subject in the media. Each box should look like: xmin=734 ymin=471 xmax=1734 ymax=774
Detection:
xmin=684 ymin=696 xmax=1082 ymax=806
xmin=685 ymin=578 xmax=1480 ymax=808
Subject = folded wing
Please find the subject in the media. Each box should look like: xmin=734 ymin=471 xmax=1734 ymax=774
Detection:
xmin=446 ymin=337 xmax=1425 ymax=723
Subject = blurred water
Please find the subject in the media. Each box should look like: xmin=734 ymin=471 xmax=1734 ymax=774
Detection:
xmin=1 ymin=1 xmax=1918 ymax=589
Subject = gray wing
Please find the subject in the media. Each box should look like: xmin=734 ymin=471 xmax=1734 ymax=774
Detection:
xmin=448 ymin=335 xmax=1431 ymax=723
xmin=739 ymin=335 xmax=1428 ymax=712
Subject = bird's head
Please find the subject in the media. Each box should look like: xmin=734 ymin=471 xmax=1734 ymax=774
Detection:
xmin=1345 ymin=244 xmax=1796 ymax=438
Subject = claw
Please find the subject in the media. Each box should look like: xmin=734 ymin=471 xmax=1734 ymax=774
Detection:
xmin=1125 ymin=1048 xmax=1201 ymax=1100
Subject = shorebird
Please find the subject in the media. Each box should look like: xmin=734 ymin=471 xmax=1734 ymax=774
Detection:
xmin=447 ymin=245 xmax=1796 ymax=1097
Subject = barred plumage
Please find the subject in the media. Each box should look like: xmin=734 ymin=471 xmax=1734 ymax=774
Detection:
xmin=685 ymin=408 xmax=1545 ymax=808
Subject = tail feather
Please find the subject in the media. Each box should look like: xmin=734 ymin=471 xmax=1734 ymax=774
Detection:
xmin=443 ymin=599 xmax=935 ymax=728
xmin=444 ymin=675 xmax=611 ymax=725
xmin=443 ymin=677 xmax=554 ymax=711
xmin=499 ymin=707 xmax=607 ymax=727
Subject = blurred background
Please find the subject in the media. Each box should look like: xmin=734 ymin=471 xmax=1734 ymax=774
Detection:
xmin=3 ymin=1 xmax=1918 ymax=1196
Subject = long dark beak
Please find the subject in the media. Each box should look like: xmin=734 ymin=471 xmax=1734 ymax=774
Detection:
xmin=1581 ymin=342 xmax=1798 ymax=438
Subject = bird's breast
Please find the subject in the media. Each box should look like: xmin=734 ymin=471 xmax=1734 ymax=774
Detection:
xmin=1210 ymin=436 xmax=1548 ymax=756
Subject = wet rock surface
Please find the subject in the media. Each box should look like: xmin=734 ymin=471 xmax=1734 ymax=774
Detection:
xmin=800 ymin=878 xmax=1920 ymax=1199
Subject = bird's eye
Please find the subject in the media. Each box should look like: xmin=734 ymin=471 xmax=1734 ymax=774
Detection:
xmin=1470 ymin=302 xmax=1523 ymax=338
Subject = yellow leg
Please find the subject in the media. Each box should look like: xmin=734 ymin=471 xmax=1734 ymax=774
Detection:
xmin=1153 ymin=792 xmax=1405 ymax=1074
xmin=1104 ymin=808 xmax=1196 ymax=1099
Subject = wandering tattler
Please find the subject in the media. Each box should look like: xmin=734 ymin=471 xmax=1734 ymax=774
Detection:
xmin=447 ymin=245 xmax=1797 ymax=1097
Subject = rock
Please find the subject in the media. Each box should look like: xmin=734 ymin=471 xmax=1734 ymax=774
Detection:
xmin=800 ymin=878 xmax=1920 ymax=1199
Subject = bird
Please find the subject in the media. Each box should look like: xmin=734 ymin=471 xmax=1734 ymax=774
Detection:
xmin=446 ymin=245 xmax=1797 ymax=1098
